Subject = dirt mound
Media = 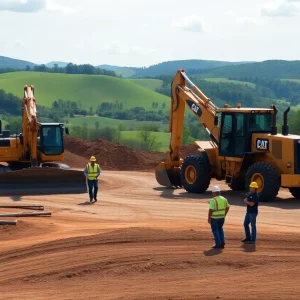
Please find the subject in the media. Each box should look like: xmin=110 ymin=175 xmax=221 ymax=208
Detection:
xmin=63 ymin=137 xmax=204 ymax=171
xmin=64 ymin=136 xmax=165 ymax=171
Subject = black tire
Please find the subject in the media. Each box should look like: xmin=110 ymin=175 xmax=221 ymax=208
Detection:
xmin=289 ymin=187 xmax=300 ymax=199
xmin=245 ymin=162 xmax=280 ymax=202
xmin=228 ymin=179 xmax=246 ymax=191
xmin=180 ymin=154 xmax=211 ymax=193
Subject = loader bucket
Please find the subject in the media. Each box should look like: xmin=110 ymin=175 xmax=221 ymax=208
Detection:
xmin=155 ymin=162 xmax=182 ymax=188
xmin=0 ymin=167 xmax=86 ymax=196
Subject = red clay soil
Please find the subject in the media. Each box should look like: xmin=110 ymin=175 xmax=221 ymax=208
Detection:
xmin=63 ymin=136 xmax=201 ymax=171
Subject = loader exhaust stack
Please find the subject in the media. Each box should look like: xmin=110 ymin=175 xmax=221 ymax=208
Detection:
xmin=282 ymin=107 xmax=290 ymax=136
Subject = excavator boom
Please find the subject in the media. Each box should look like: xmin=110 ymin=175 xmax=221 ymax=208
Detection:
xmin=156 ymin=70 xmax=219 ymax=188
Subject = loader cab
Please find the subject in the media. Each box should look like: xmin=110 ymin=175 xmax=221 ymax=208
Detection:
xmin=38 ymin=123 xmax=64 ymax=156
xmin=219 ymin=111 xmax=272 ymax=157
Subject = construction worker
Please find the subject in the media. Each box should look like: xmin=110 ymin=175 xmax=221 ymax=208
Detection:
xmin=208 ymin=186 xmax=230 ymax=249
xmin=84 ymin=156 xmax=101 ymax=202
xmin=242 ymin=182 xmax=259 ymax=244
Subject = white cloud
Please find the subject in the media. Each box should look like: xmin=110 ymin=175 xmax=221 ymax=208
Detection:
xmin=172 ymin=15 xmax=204 ymax=33
xmin=0 ymin=0 xmax=73 ymax=14
xmin=261 ymin=3 xmax=299 ymax=17
xmin=0 ymin=0 xmax=47 ymax=13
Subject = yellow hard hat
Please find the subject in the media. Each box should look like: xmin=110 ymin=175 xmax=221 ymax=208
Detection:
xmin=90 ymin=156 xmax=96 ymax=162
xmin=250 ymin=182 xmax=258 ymax=189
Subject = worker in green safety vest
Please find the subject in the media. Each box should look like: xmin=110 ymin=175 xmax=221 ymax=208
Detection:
xmin=208 ymin=186 xmax=230 ymax=249
xmin=84 ymin=156 xmax=101 ymax=203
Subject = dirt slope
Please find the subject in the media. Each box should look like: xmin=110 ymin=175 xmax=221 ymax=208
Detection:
xmin=64 ymin=136 xmax=199 ymax=171
xmin=0 ymin=171 xmax=299 ymax=299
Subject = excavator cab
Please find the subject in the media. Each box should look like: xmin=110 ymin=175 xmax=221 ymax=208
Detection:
xmin=218 ymin=112 xmax=272 ymax=157
xmin=38 ymin=123 xmax=64 ymax=156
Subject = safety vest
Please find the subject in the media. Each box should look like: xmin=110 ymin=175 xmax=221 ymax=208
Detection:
xmin=210 ymin=196 xmax=229 ymax=219
xmin=86 ymin=163 xmax=100 ymax=180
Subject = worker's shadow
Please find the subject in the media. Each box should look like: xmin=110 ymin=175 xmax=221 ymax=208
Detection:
xmin=241 ymin=243 xmax=256 ymax=253
xmin=77 ymin=201 xmax=95 ymax=206
xmin=203 ymin=248 xmax=223 ymax=256
xmin=10 ymin=195 xmax=22 ymax=202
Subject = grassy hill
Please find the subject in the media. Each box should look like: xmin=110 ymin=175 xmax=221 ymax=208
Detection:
xmin=115 ymin=67 xmax=139 ymax=78
xmin=201 ymin=60 xmax=300 ymax=79
xmin=0 ymin=56 xmax=36 ymax=69
xmin=131 ymin=59 xmax=249 ymax=78
xmin=203 ymin=78 xmax=256 ymax=88
xmin=0 ymin=71 xmax=169 ymax=110
xmin=65 ymin=116 xmax=168 ymax=131
xmin=129 ymin=79 xmax=163 ymax=91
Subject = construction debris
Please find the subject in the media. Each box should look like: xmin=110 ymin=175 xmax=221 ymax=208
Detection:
xmin=0 ymin=212 xmax=51 ymax=217
xmin=0 ymin=205 xmax=44 ymax=210
xmin=0 ymin=220 xmax=17 ymax=225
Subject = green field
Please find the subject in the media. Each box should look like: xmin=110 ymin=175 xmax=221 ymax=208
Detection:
xmin=203 ymin=78 xmax=256 ymax=88
xmin=129 ymin=79 xmax=163 ymax=91
xmin=280 ymin=79 xmax=300 ymax=83
xmin=0 ymin=72 xmax=169 ymax=110
xmin=120 ymin=130 xmax=170 ymax=151
xmin=65 ymin=116 xmax=168 ymax=131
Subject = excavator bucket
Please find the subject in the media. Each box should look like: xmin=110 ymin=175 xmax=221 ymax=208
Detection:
xmin=155 ymin=162 xmax=182 ymax=188
xmin=0 ymin=167 xmax=86 ymax=196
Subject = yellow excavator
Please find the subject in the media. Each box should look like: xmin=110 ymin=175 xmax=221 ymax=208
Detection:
xmin=156 ymin=70 xmax=300 ymax=202
xmin=0 ymin=85 xmax=86 ymax=196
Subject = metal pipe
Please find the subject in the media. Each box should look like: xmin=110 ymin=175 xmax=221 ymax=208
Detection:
xmin=0 ymin=220 xmax=17 ymax=225
xmin=271 ymin=105 xmax=278 ymax=135
xmin=0 ymin=212 xmax=51 ymax=217
xmin=0 ymin=205 xmax=44 ymax=210
xmin=282 ymin=107 xmax=290 ymax=136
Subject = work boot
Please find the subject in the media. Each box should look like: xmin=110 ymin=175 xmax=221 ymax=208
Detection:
xmin=241 ymin=238 xmax=250 ymax=242
xmin=94 ymin=198 xmax=97 ymax=202
xmin=212 ymin=245 xmax=222 ymax=249
xmin=247 ymin=240 xmax=255 ymax=244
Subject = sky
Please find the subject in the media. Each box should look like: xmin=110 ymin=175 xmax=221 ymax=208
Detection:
xmin=0 ymin=0 xmax=300 ymax=67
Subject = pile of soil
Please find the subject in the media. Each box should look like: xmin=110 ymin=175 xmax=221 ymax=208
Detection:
xmin=63 ymin=137 xmax=204 ymax=171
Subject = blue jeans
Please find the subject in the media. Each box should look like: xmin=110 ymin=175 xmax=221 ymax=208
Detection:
xmin=244 ymin=213 xmax=258 ymax=241
xmin=88 ymin=179 xmax=98 ymax=200
xmin=211 ymin=218 xmax=225 ymax=246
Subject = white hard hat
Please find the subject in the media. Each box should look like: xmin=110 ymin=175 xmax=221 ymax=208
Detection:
xmin=212 ymin=186 xmax=221 ymax=193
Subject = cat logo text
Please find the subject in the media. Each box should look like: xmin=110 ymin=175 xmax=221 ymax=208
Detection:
xmin=256 ymin=139 xmax=269 ymax=151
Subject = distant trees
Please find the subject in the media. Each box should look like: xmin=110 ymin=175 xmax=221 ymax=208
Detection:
xmin=30 ymin=63 xmax=117 ymax=77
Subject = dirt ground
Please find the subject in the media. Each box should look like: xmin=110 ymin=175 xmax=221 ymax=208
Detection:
xmin=0 ymin=171 xmax=300 ymax=300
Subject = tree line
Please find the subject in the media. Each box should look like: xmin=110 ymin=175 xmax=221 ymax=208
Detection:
xmin=0 ymin=64 xmax=118 ymax=77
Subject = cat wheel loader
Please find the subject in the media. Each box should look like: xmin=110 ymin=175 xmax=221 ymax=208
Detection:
xmin=0 ymin=85 xmax=86 ymax=196
xmin=156 ymin=70 xmax=300 ymax=202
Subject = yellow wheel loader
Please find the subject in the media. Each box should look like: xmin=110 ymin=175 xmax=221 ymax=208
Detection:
xmin=0 ymin=85 xmax=86 ymax=196
xmin=156 ymin=70 xmax=300 ymax=202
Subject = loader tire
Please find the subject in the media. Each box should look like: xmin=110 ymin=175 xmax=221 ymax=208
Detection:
xmin=228 ymin=179 xmax=246 ymax=191
xmin=180 ymin=154 xmax=211 ymax=194
xmin=289 ymin=187 xmax=300 ymax=199
xmin=245 ymin=162 xmax=280 ymax=202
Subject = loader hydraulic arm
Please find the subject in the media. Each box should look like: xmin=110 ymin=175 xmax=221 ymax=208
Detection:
xmin=167 ymin=70 xmax=219 ymax=163
xmin=22 ymin=85 xmax=39 ymax=166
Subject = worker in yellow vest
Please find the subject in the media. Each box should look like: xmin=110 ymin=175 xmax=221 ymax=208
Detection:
xmin=84 ymin=156 xmax=101 ymax=202
xmin=208 ymin=186 xmax=230 ymax=249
